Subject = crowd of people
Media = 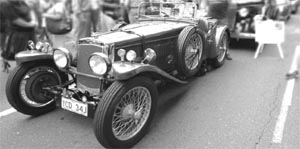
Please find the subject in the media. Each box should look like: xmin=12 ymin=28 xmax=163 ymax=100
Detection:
xmin=0 ymin=0 xmax=277 ymax=72
xmin=0 ymin=0 xmax=138 ymax=71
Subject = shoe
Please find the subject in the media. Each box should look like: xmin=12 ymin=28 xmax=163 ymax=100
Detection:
xmin=226 ymin=53 xmax=233 ymax=60
xmin=286 ymin=71 xmax=299 ymax=80
xmin=2 ymin=59 xmax=11 ymax=73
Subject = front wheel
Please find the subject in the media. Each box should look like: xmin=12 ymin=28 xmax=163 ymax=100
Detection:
xmin=6 ymin=61 xmax=67 ymax=116
xmin=93 ymin=76 xmax=158 ymax=148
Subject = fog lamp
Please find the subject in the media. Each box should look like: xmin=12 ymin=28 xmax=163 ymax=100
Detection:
xmin=117 ymin=49 xmax=126 ymax=61
xmin=126 ymin=50 xmax=137 ymax=62
xmin=27 ymin=40 xmax=35 ymax=50
xmin=41 ymin=42 xmax=51 ymax=53
xmin=35 ymin=41 xmax=43 ymax=51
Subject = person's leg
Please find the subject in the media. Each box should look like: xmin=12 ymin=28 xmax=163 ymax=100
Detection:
xmin=77 ymin=13 xmax=92 ymax=40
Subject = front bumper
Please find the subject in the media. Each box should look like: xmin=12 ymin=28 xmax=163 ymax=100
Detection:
xmin=55 ymin=90 xmax=98 ymax=118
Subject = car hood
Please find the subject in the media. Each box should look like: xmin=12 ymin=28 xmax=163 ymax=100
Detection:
xmin=79 ymin=21 xmax=190 ymax=47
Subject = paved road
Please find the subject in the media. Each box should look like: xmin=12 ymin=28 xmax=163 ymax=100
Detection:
xmin=0 ymin=14 xmax=299 ymax=148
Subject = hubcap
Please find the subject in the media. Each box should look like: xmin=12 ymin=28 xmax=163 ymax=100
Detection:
xmin=112 ymin=87 xmax=152 ymax=141
xmin=19 ymin=66 xmax=62 ymax=107
xmin=185 ymin=34 xmax=203 ymax=70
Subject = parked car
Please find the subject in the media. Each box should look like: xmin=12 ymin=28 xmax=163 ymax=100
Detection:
xmin=5 ymin=2 xmax=230 ymax=148
xmin=223 ymin=0 xmax=265 ymax=40
xmin=219 ymin=0 xmax=290 ymax=40
xmin=290 ymin=0 xmax=300 ymax=13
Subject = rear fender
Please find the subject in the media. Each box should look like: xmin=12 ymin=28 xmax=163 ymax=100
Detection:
xmin=110 ymin=62 xmax=187 ymax=84
xmin=15 ymin=51 xmax=53 ymax=65
xmin=208 ymin=25 xmax=230 ymax=58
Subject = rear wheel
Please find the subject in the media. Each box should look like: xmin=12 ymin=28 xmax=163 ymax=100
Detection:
xmin=212 ymin=32 xmax=229 ymax=68
xmin=93 ymin=76 xmax=158 ymax=148
xmin=6 ymin=61 xmax=67 ymax=116
xmin=177 ymin=26 xmax=204 ymax=77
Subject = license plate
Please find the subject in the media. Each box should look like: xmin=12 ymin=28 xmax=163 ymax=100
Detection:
xmin=61 ymin=97 xmax=88 ymax=117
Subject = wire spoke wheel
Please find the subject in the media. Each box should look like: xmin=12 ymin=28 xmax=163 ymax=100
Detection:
xmin=93 ymin=76 xmax=158 ymax=148
xmin=212 ymin=32 xmax=228 ymax=68
xmin=177 ymin=26 xmax=204 ymax=77
xmin=184 ymin=34 xmax=203 ymax=71
xmin=216 ymin=33 xmax=228 ymax=63
xmin=112 ymin=87 xmax=152 ymax=140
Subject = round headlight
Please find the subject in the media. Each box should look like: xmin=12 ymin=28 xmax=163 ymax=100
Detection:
xmin=238 ymin=8 xmax=249 ymax=17
xmin=53 ymin=49 xmax=68 ymax=68
xmin=35 ymin=41 xmax=43 ymax=51
xmin=89 ymin=53 xmax=111 ymax=75
xmin=126 ymin=50 xmax=137 ymax=61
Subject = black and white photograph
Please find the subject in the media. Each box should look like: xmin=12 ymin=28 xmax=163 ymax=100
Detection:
xmin=0 ymin=0 xmax=299 ymax=148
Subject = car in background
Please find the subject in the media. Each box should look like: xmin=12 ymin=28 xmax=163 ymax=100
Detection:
xmin=290 ymin=0 xmax=300 ymax=13
xmin=222 ymin=0 xmax=265 ymax=40
xmin=219 ymin=0 xmax=291 ymax=41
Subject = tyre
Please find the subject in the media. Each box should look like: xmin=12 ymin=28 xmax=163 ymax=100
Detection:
xmin=6 ymin=61 xmax=67 ymax=116
xmin=211 ymin=32 xmax=229 ymax=68
xmin=93 ymin=76 xmax=158 ymax=148
xmin=177 ymin=26 xmax=204 ymax=77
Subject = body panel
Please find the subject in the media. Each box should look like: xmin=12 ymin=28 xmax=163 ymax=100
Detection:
xmin=15 ymin=51 xmax=53 ymax=65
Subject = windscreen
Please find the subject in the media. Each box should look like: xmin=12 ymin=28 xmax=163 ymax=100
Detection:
xmin=232 ymin=0 xmax=264 ymax=4
xmin=138 ymin=2 xmax=197 ymax=19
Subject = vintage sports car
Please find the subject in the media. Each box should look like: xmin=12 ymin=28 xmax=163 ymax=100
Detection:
xmin=5 ymin=2 xmax=230 ymax=148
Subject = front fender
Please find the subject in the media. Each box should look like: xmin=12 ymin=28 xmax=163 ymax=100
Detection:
xmin=110 ymin=62 xmax=187 ymax=84
xmin=209 ymin=25 xmax=230 ymax=58
xmin=15 ymin=51 xmax=53 ymax=65
xmin=216 ymin=25 xmax=230 ymax=44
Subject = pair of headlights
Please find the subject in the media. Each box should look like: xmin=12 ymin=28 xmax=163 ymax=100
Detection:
xmin=117 ymin=49 xmax=137 ymax=62
xmin=53 ymin=48 xmax=112 ymax=75
xmin=53 ymin=48 xmax=155 ymax=76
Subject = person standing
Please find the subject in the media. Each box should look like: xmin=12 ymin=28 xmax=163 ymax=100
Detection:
xmin=1 ymin=0 xmax=37 ymax=68
xmin=205 ymin=0 xmax=229 ymax=20
xmin=72 ymin=0 xmax=94 ymax=41
xmin=43 ymin=0 xmax=73 ymax=48
xmin=93 ymin=0 xmax=121 ymax=33
xmin=0 ymin=0 xmax=8 ymax=53
xmin=205 ymin=0 xmax=232 ymax=60
xmin=262 ymin=0 xmax=278 ymax=20
xmin=126 ymin=0 xmax=146 ymax=23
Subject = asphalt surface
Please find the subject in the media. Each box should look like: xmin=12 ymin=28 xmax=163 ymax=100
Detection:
xmin=0 ymin=13 xmax=299 ymax=148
